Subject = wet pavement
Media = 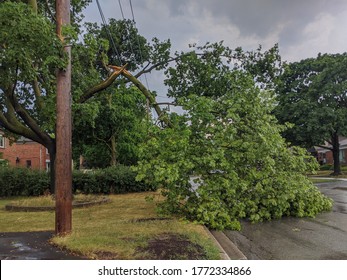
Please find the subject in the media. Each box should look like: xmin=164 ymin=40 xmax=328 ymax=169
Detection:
xmin=224 ymin=181 xmax=347 ymax=259
xmin=0 ymin=231 xmax=86 ymax=260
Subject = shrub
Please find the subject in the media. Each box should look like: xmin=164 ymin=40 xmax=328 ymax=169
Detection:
xmin=0 ymin=167 xmax=49 ymax=197
xmin=319 ymin=164 xmax=333 ymax=171
xmin=0 ymin=165 xmax=155 ymax=197
xmin=72 ymin=165 xmax=156 ymax=194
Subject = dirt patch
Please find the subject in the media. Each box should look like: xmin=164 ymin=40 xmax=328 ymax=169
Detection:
xmin=136 ymin=233 xmax=206 ymax=260
xmin=92 ymin=250 xmax=118 ymax=260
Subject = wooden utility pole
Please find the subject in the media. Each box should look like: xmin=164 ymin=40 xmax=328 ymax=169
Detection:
xmin=55 ymin=0 xmax=72 ymax=235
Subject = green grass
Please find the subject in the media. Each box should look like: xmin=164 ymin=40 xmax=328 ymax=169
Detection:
xmin=0 ymin=192 xmax=220 ymax=260
xmin=7 ymin=194 xmax=104 ymax=207
xmin=308 ymin=178 xmax=339 ymax=184
xmin=310 ymin=170 xmax=347 ymax=178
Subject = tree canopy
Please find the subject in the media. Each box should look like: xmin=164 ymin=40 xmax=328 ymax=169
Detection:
xmin=135 ymin=43 xmax=333 ymax=230
xmin=275 ymin=53 xmax=347 ymax=175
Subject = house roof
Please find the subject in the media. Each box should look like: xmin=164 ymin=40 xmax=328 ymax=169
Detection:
xmin=315 ymin=136 xmax=347 ymax=153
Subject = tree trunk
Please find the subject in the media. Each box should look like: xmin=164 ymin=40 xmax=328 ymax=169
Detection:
xmin=110 ymin=134 xmax=117 ymax=166
xmin=331 ymin=133 xmax=341 ymax=176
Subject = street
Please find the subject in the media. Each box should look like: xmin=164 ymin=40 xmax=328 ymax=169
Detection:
xmin=224 ymin=180 xmax=347 ymax=259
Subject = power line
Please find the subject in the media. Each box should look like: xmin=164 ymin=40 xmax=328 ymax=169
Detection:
xmin=128 ymin=0 xmax=150 ymax=90
xmin=118 ymin=0 xmax=125 ymax=19
xmin=127 ymin=0 xmax=152 ymax=117
xmin=96 ymin=0 xmax=123 ymax=65
xmin=117 ymin=0 xmax=135 ymax=61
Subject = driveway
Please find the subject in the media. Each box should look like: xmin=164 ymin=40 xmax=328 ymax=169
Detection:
xmin=224 ymin=181 xmax=347 ymax=259
xmin=0 ymin=231 xmax=86 ymax=260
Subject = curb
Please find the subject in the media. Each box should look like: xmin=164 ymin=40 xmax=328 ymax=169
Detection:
xmin=204 ymin=227 xmax=230 ymax=260
xmin=205 ymin=228 xmax=247 ymax=260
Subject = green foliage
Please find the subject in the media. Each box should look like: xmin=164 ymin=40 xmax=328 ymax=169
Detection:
xmin=275 ymin=53 xmax=347 ymax=147
xmin=0 ymin=160 xmax=9 ymax=167
xmin=0 ymin=167 xmax=50 ymax=197
xmin=72 ymin=165 xmax=156 ymax=194
xmin=320 ymin=164 xmax=333 ymax=171
xmin=135 ymin=44 xmax=333 ymax=230
xmin=0 ymin=165 xmax=155 ymax=197
xmin=71 ymin=19 xmax=170 ymax=168
xmin=0 ymin=2 xmax=65 ymax=131
xmin=73 ymin=85 xmax=149 ymax=167
xmin=274 ymin=53 xmax=347 ymax=175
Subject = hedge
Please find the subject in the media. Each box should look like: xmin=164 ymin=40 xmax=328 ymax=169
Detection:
xmin=72 ymin=165 xmax=156 ymax=194
xmin=0 ymin=165 xmax=155 ymax=197
xmin=0 ymin=167 xmax=49 ymax=196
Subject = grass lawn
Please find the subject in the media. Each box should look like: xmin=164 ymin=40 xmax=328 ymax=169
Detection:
xmin=308 ymin=177 xmax=339 ymax=184
xmin=0 ymin=192 xmax=220 ymax=260
xmin=310 ymin=170 xmax=347 ymax=178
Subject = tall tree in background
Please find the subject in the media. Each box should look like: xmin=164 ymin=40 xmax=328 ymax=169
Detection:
xmin=73 ymin=85 xmax=148 ymax=168
xmin=71 ymin=19 xmax=161 ymax=168
xmin=275 ymin=53 xmax=347 ymax=175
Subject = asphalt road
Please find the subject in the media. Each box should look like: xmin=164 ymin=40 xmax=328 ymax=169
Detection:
xmin=224 ymin=180 xmax=347 ymax=260
xmin=0 ymin=231 xmax=86 ymax=260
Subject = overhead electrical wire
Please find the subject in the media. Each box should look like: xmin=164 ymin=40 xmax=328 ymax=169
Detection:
xmin=117 ymin=0 xmax=136 ymax=61
xmin=98 ymin=0 xmax=167 ymax=117
xmin=96 ymin=0 xmax=123 ymax=65
xmin=123 ymin=0 xmax=153 ymax=115
xmin=128 ymin=0 xmax=150 ymax=90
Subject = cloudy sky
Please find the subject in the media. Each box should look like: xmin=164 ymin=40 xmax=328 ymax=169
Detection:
xmin=83 ymin=0 xmax=347 ymax=103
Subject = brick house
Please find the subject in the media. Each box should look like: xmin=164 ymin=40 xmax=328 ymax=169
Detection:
xmin=315 ymin=137 xmax=347 ymax=165
xmin=0 ymin=132 xmax=50 ymax=171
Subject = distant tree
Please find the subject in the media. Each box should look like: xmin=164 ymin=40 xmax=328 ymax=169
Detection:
xmin=71 ymin=19 xmax=161 ymax=168
xmin=274 ymin=53 xmax=347 ymax=175
xmin=73 ymin=85 xmax=148 ymax=168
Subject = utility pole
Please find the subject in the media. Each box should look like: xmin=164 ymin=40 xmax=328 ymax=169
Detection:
xmin=55 ymin=0 xmax=72 ymax=235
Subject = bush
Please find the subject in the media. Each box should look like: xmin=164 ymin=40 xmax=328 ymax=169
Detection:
xmin=319 ymin=164 xmax=333 ymax=171
xmin=0 ymin=167 xmax=50 ymax=197
xmin=73 ymin=165 xmax=156 ymax=194
xmin=0 ymin=165 xmax=155 ymax=197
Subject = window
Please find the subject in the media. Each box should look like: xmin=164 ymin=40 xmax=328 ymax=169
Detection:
xmin=26 ymin=160 xmax=32 ymax=169
xmin=46 ymin=160 xmax=51 ymax=172
xmin=339 ymin=150 xmax=346 ymax=163
xmin=0 ymin=135 xmax=4 ymax=148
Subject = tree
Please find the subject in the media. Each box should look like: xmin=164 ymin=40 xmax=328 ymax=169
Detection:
xmin=274 ymin=53 xmax=347 ymax=175
xmin=73 ymin=85 xmax=148 ymax=168
xmin=71 ymin=19 xmax=154 ymax=168
xmin=0 ymin=1 xmax=170 ymax=192
xmin=135 ymin=43 xmax=333 ymax=230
